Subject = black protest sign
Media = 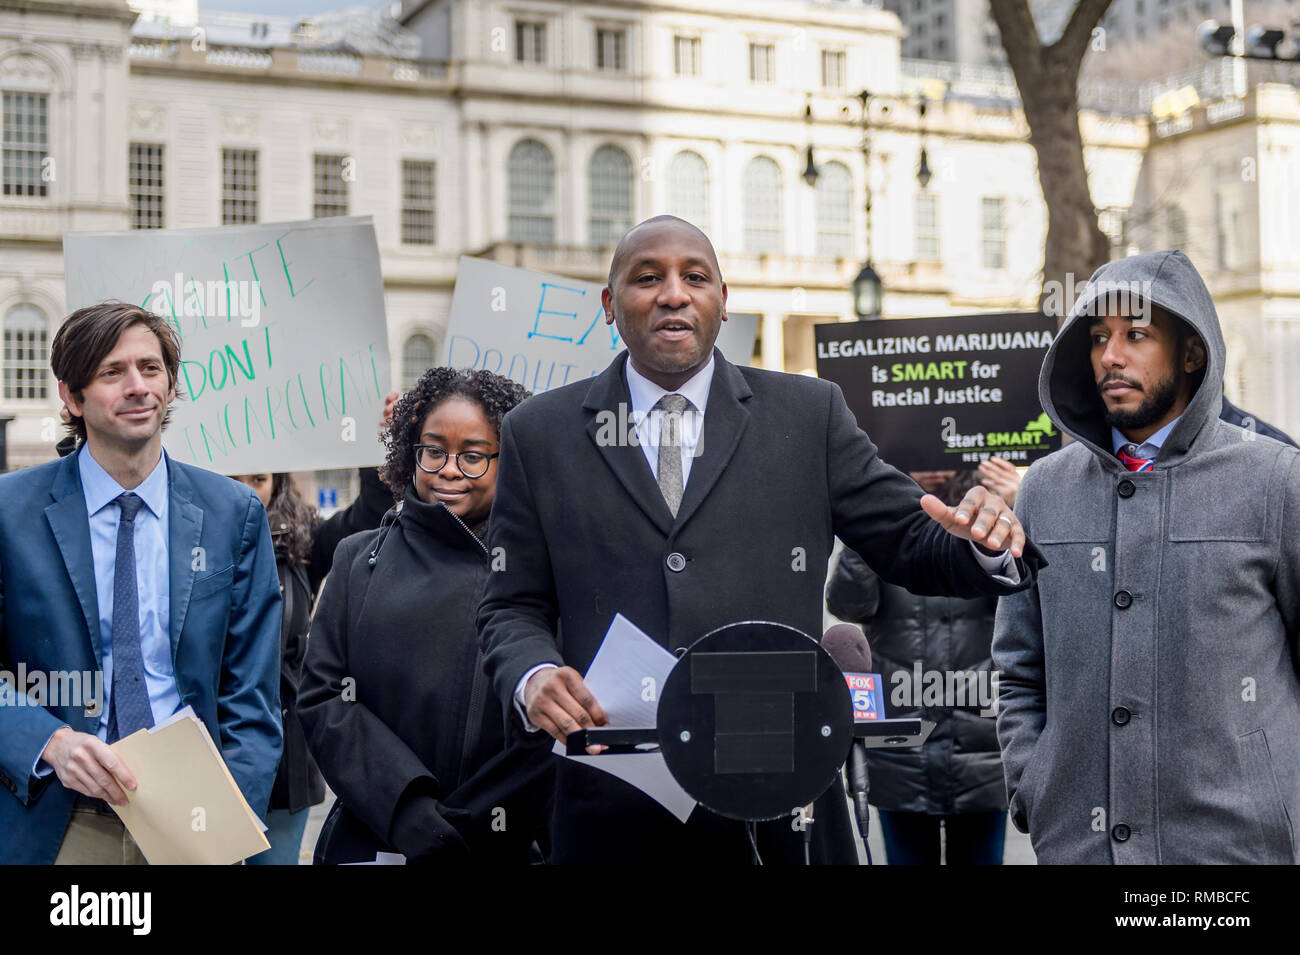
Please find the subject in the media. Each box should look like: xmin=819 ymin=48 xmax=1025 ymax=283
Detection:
xmin=815 ymin=312 xmax=1060 ymax=472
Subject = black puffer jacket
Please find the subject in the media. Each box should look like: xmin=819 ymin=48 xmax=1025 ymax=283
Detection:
xmin=827 ymin=547 xmax=1007 ymax=815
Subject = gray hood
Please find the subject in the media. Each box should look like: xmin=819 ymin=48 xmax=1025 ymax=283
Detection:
xmin=1038 ymin=249 xmax=1225 ymax=470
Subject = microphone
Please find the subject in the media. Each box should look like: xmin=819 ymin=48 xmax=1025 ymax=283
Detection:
xmin=821 ymin=624 xmax=874 ymax=850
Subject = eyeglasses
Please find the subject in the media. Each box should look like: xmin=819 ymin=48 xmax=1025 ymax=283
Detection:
xmin=414 ymin=445 xmax=500 ymax=479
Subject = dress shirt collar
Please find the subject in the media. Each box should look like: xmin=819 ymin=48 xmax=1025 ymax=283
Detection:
xmin=78 ymin=443 xmax=169 ymax=519
xmin=1111 ymin=414 xmax=1182 ymax=458
xmin=623 ymin=353 xmax=715 ymax=418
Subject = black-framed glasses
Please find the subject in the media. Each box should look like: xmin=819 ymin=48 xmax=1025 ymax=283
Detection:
xmin=414 ymin=445 xmax=499 ymax=479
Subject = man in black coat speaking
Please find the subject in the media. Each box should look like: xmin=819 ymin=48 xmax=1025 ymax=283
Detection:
xmin=477 ymin=215 xmax=1044 ymax=864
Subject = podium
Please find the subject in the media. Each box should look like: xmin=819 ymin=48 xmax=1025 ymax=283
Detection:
xmin=567 ymin=620 xmax=933 ymax=823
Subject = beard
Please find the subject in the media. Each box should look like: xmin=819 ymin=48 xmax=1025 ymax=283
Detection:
xmin=1099 ymin=368 xmax=1181 ymax=433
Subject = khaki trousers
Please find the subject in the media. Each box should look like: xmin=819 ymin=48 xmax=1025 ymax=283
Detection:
xmin=53 ymin=796 xmax=148 ymax=865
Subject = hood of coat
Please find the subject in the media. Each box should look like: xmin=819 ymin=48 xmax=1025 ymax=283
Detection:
xmin=1039 ymin=250 xmax=1225 ymax=471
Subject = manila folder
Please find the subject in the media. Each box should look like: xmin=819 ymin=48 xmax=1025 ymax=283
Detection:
xmin=110 ymin=709 xmax=270 ymax=864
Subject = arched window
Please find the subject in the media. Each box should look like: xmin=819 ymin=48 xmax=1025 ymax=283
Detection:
xmin=508 ymin=139 xmax=555 ymax=244
xmin=588 ymin=145 xmax=633 ymax=247
xmin=667 ymin=150 xmax=710 ymax=233
xmin=815 ymin=161 xmax=853 ymax=257
xmin=2 ymin=304 xmax=49 ymax=399
xmin=743 ymin=157 xmax=783 ymax=254
xmin=401 ymin=333 xmax=435 ymax=390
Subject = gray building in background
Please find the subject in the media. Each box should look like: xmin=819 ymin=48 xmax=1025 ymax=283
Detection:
xmin=884 ymin=0 xmax=1249 ymax=67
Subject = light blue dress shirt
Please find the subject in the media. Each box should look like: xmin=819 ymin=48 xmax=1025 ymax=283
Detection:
xmin=34 ymin=447 xmax=182 ymax=777
xmin=1111 ymin=414 xmax=1183 ymax=460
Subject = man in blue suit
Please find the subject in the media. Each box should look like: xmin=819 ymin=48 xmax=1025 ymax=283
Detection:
xmin=0 ymin=301 xmax=283 ymax=864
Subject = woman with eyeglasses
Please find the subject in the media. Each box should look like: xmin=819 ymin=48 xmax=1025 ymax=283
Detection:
xmin=298 ymin=367 xmax=553 ymax=864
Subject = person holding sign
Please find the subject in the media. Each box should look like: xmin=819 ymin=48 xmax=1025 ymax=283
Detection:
xmin=299 ymin=369 xmax=553 ymax=864
xmin=994 ymin=250 xmax=1300 ymax=863
xmin=232 ymin=390 xmax=398 ymax=865
xmin=0 ymin=302 xmax=283 ymax=864
xmin=477 ymin=215 xmax=1045 ymax=864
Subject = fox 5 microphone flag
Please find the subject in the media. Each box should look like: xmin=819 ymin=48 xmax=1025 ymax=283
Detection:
xmin=844 ymin=673 xmax=885 ymax=721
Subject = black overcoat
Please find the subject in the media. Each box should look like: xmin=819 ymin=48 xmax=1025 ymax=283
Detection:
xmin=300 ymin=487 xmax=553 ymax=863
xmin=478 ymin=349 xmax=1041 ymax=864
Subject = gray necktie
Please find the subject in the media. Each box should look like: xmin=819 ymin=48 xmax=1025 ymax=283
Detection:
xmin=107 ymin=492 xmax=153 ymax=743
xmin=655 ymin=394 xmax=689 ymax=517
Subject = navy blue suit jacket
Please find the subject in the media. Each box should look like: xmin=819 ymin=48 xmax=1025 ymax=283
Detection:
xmin=0 ymin=447 xmax=283 ymax=864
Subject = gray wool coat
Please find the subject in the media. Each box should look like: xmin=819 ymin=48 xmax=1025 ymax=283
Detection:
xmin=993 ymin=250 xmax=1300 ymax=864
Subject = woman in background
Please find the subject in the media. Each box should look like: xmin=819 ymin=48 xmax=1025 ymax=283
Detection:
xmin=234 ymin=391 xmax=398 ymax=865
xmin=826 ymin=459 xmax=1021 ymax=865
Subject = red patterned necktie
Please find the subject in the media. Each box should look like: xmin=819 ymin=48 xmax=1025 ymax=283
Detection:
xmin=1117 ymin=443 xmax=1154 ymax=472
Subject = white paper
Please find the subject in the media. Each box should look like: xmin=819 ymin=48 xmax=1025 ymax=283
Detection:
xmin=552 ymin=613 xmax=697 ymax=823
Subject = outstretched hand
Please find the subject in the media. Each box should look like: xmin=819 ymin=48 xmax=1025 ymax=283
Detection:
xmin=920 ymin=484 xmax=1024 ymax=558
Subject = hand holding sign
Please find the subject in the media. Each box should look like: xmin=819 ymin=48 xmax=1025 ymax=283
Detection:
xmin=977 ymin=456 xmax=1022 ymax=507
xmin=379 ymin=390 xmax=399 ymax=430
xmin=920 ymin=485 xmax=1024 ymax=558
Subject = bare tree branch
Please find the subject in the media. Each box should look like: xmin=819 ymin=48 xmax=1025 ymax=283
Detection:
xmin=1054 ymin=0 xmax=1113 ymax=66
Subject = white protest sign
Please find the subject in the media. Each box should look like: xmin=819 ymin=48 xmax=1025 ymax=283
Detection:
xmin=63 ymin=216 xmax=391 ymax=476
xmin=442 ymin=256 xmax=759 ymax=391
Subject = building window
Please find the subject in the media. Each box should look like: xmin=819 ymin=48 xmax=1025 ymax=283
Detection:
xmin=515 ymin=20 xmax=546 ymax=64
xmin=595 ymin=27 xmax=627 ymax=72
xmin=815 ymin=161 xmax=853 ymax=257
xmin=981 ymin=197 xmax=1005 ymax=270
xmin=129 ymin=143 xmax=165 ymax=230
xmin=674 ymin=35 xmax=701 ymax=77
xmin=402 ymin=160 xmax=436 ymax=245
xmin=742 ymin=156 xmax=783 ymax=254
xmin=313 ymin=153 xmax=349 ymax=219
xmin=820 ymin=49 xmax=846 ymax=89
xmin=221 ymin=148 xmax=258 ymax=225
xmin=667 ymin=150 xmax=710 ymax=233
xmin=1167 ymin=204 xmax=1187 ymax=250
xmin=2 ymin=91 xmax=49 ymax=198
xmin=401 ymin=333 xmax=435 ymax=389
xmin=916 ymin=194 xmax=940 ymax=262
xmin=507 ymin=139 xmax=555 ymax=244
xmin=588 ymin=145 xmax=633 ymax=247
xmin=748 ymin=42 xmax=775 ymax=84
xmin=1215 ymin=192 xmax=1239 ymax=270
xmin=2 ymin=304 xmax=48 ymax=400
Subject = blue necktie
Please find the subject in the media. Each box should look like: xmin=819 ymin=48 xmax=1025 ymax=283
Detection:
xmin=107 ymin=492 xmax=153 ymax=743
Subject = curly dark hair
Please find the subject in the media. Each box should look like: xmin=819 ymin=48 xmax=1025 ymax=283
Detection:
xmin=266 ymin=473 xmax=320 ymax=565
xmin=381 ymin=367 xmax=532 ymax=501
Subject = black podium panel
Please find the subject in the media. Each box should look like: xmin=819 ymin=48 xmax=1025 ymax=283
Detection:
xmin=657 ymin=621 xmax=854 ymax=821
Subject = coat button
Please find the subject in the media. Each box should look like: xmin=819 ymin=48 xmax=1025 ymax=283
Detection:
xmin=1117 ymin=479 xmax=1135 ymax=498
xmin=666 ymin=552 xmax=687 ymax=572
xmin=1111 ymin=706 xmax=1131 ymax=725
xmin=1112 ymin=823 xmax=1131 ymax=842
xmin=1114 ymin=590 xmax=1133 ymax=609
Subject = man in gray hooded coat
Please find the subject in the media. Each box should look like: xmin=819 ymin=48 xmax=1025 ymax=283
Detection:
xmin=994 ymin=249 xmax=1300 ymax=864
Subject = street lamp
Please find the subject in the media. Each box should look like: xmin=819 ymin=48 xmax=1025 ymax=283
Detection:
xmin=803 ymin=90 xmax=931 ymax=319
xmin=1198 ymin=19 xmax=1300 ymax=60
xmin=801 ymin=99 xmax=819 ymax=187
xmin=852 ymin=262 xmax=883 ymax=320
xmin=916 ymin=97 xmax=932 ymax=189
